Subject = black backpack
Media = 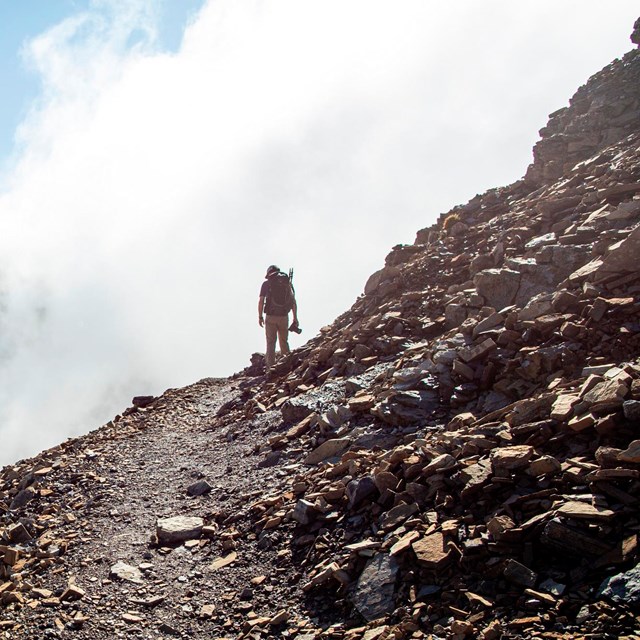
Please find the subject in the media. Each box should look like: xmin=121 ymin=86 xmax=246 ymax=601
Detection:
xmin=267 ymin=271 xmax=293 ymax=315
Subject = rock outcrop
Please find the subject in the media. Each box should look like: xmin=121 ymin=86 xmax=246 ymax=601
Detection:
xmin=2 ymin=15 xmax=640 ymax=640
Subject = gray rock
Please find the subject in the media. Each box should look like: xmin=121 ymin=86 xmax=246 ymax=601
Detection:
xmin=304 ymin=437 xmax=352 ymax=465
xmin=525 ymin=232 xmax=556 ymax=250
xmin=595 ymin=225 xmax=640 ymax=277
xmin=110 ymin=561 xmax=144 ymax=584
xmin=473 ymin=268 xmax=521 ymax=311
xmin=347 ymin=476 xmax=377 ymax=509
xmin=156 ymin=516 xmax=204 ymax=544
xmin=598 ymin=563 xmax=640 ymax=604
xmin=623 ymin=400 xmax=640 ymax=422
xmin=470 ymin=253 xmax=494 ymax=276
xmin=292 ymin=499 xmax=317 ymax=525
xmin=393 ymin=364 xmax=432 ymax=390
xmin=186 ymin=480 xmax=213 ymax=497
xmin=10 ymin=487 xmax=37 ymax=511
xmin=320 ymin=405 xmax=352 ymax=429
xmin=518 ymin=293 xmax=554 ymax=321
xmin=445 ymin=303 xmax=468 ymax=329
xmin=379 ymin=503 xmax=419 ymax=530
xmin=281 ymin=396 xmax=317 ymax=423
xmin=472 ymin=311 xmax=504 ymax=337
xmin=504 ymin=559 xmax=537 ymax=588
xmin=351 ymin=553 xmax=399 ymax=621
xmin=372 ymin=389 xmax=439 ymax=426
xmin=540 ymin=578 xmax=566 ymax=596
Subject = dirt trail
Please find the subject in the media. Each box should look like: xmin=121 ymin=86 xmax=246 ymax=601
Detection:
xmin=4 ymin=376 xmax=314 ymax=640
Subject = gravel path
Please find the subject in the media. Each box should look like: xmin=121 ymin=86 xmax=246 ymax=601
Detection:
xmin=3 ymin=376 xmax=316 ymax=640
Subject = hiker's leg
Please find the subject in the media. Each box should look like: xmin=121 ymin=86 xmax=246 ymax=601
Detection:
xmin=265 ymin=316 xmax=278 ymax=368
xmin=277 ymin=315 xmax=290 ymax=356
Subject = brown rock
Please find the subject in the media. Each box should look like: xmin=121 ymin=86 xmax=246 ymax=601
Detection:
xmin=541 ymin=519 xmax=612 ymax=556
xmin=487 ymin=515 xmax=515 ymax=541
xmin=567 ymin=412 xmax=596 ymax=432
xmin=373 ymin=471 xmax=400 ymax=493
xmin=619 ymin=440 xmax=640 ymax=463
xmin=390 ymin=531 xmax=420 ymax=556
xmin=583 ymin=378 xmax=628 ymax=409
xmin=451 ymin=620 xmax=474 ymax=636
xmin=348 ymin=394 xmax=375 ymax=412
xmin=527 ymin=455 xmax=561 ymax=476
xmin=60 ymin=584 xmax=85 ymax=601
xmin=556 ymin=501 xmax=615 ymax=520
xmin=412 ymin=532 xmax=451 ymax=570
xmin=459 ymin=338 xmax=498 ymax=364
xmin=491 ymin=445 xmax=534 ymax=471
xmin=211 ymin=551 xmax=237 ymax=571
xmin=550 ymin=394 xmax=579 ymax=420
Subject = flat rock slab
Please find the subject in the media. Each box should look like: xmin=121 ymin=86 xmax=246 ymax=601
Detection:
xmin=156 ymin=516 xmax=204 ymax=544
xmin=412 ymin=532 xmax=451 ymax=570
xmin=351 ymin=553 xmax=399 ymax=622
xmin=551 ymin=394 xmax=579 ymax=420
xmin=211 ymin=551 xmax=237 ymax=571
xmin=458 ymin=459 xmax=493 ymax=499
xmin=556 ymin=501 xmax=616 ymax=520
xmin=304 ymin=438 xmax=351 ymax=465
xmin=110 ymin=561 xmax=144 ymax=584
xmin=491 ymin=445 xmax=534 ymax=470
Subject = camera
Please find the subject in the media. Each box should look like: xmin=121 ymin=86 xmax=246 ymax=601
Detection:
xmin=289 ymin=321 xmax=302 ymax=334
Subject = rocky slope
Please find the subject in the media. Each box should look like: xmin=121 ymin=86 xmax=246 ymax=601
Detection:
xmin=3 ymin=18 xmax=640 ymax=640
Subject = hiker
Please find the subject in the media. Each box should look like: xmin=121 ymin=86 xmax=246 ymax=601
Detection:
xmin=258 ymin=265 xmax=298 ymax=370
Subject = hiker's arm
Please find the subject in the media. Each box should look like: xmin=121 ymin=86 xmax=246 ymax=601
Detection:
xmin=291 ymin=295 xmax=298 ymax=323
xmin=258 ymin=296 xmax=265 ymax=327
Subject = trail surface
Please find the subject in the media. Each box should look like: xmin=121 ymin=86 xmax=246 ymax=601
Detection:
xmin=3 ymin=377 xmax=314 ymax=640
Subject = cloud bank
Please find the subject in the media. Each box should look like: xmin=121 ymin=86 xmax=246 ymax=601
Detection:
xmin=0 ymin=0 xmax=637 ymax=465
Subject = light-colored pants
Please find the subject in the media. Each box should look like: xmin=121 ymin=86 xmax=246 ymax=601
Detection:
xmin=265 ymin=314 xmax=290 ymax=368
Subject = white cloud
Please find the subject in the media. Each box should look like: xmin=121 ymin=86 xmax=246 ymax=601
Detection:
xmin=0 ymin=0 xmax=637 ymax=464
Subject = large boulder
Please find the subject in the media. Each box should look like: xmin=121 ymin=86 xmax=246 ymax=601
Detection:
xmin=364 ymin=266 xmax=401 ymax=296
xmin=473 ymin=268 xmax=520 ymax=311
xmin=594 ymin=225 xmax=640 ymax=279
xmin=156 ymin=516 xmax=204 ymax=544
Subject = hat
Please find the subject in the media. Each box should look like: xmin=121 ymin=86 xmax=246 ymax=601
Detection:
xmin=266 ymin=264 xmax=279 ymax=277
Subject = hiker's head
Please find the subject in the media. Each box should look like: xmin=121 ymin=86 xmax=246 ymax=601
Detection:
xmin=266 ymin=265 xmax=279 ymax=278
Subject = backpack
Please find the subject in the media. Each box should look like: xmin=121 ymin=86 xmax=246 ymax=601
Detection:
xmin=267 ymin=271 xmax=294 ymax=315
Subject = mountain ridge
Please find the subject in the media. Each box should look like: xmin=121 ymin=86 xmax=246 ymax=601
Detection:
xmin=2 ymin=17 xmax=640 ymax=640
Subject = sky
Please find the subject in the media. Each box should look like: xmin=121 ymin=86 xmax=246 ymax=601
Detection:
xmin=0 ymin=0 xmax=637 ymax=466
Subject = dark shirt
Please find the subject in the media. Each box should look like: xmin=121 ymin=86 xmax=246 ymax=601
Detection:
xmin=260 ymin=278 xmax=277 ymax=315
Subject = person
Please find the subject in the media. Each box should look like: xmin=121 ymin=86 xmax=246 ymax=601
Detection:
xmin=258 ymin=265 xmax=298 ymax=371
